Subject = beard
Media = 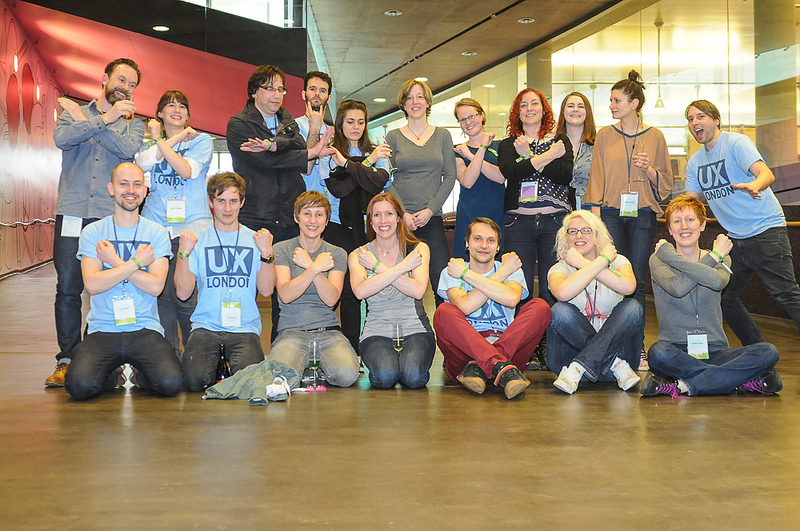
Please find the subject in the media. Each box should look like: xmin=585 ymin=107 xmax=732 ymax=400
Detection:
xmin=115 ymin=195 xmax=142 ymax=212
xmin=104 ymin=84 xmax=130 ymax=105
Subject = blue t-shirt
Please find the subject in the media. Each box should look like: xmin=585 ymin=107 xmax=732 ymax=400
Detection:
xmin=437 ymin=261 xmax=528 ymax=332
xmin=317 ymin=147 xmax=391 ymax=225
xmin=138 ymin=133 xmax=214 ymax=235
xmin=297 ymin=115 xmax=330 ymax=196
xmin=453 ymin=140 xmax=505 ymax=259
xmin=77 ymin=216 xmax=172 ymax=334
xmin=188 ymin=224 xmax=263 ymax=334
xmin=685 ymin=131 xmax=784 ymax=239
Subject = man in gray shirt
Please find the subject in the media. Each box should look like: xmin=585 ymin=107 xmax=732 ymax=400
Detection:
xmin=48 ymin=58 xmax=145 ymax=387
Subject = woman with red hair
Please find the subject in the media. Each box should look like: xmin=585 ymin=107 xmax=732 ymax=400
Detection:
xmin=349 ymin=193 xmax=435 ymax=389
xmin=498 ymin=88 xmax=573 ymax=310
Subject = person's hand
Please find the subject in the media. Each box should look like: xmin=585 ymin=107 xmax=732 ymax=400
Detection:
xmin=147 ymin=119 xmax=162 ymax=139
xmin=499 ymin=251 xmax=522 ymax=274
xmin=308 ymin=128 xmax=335 ymax=159
xmin=133 ymin=244 xmax=155 ymax=268
xmin=399 ymin=248 xmax=423 ymax=272
xmin=312 ymin=251 xmax=335 ymax=273
xmin=403 ymin=212 xmax=418 ymax=231
xmin=330 ymin=147 xmax=348 ymax=167
xmin=178 ymin=231 xmax=198 ymax=255
xmin=654 ymin=238 xmax=669 ymax=253
xmin=632 ymin=152 xmax=650 ymax=172
xmin=411 ymin=208 xmax=433 ymax=228
xmin=357 ymin=248 xmax=379 ymax=271
xmin=731 ymin=181 xmax=762 ymax=199
xmin=292 ymin=247 xmax=314 ymax=270
xmin=564 ymin=247 xmax=588 ymax=269
xmin=96 ymin=240 xmax=120 ymax=264
xmin=253 ymin=229 xmax=274 ymax=257
xmin=369 ymin=143 xmax=392 ymax=163
xmin=57 ymin=97 xmax=87 ymax=121
xmin=546 ymin=139 xmax=566 ymax=159
xmin=180 ymin=126 xmax=200 ymax=142
xmin=240 ymin=138 xmax=274 ymax=153
xmin=306 ymin=100 xmax=325 ymax=132
xmin=599 ymin=243 xmax=617 ymax=264
xmin=712 ymin=234 xmax=733 ymax=259
xmin=480 ymin=131 xmax=496 ymax=146
xmin=454 ymin=143 xmax=473 ymax=160
xmin=103 ymin=99 xmax=135 ymax=124
xmin=446 ymin=257 xmax=467 ymax=279
xmin=513 ymin=135 xmax=531 ymax=157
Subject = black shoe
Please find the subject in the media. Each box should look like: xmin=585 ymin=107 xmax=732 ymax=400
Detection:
xmin=527 ymin=333 xmax=548 ymax=371
xmin=736 ymin=369 xmax=783 ymax=394
xmin=639 ymin=372 xmax=681 ymax=398
xmin=456 ymin=362 xmax=488 ymax=394
xmin=493 ymin=361 xmax=529 ymax=399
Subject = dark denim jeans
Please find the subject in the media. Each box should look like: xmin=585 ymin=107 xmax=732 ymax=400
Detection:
xmin=412 ymin=216 xmax=449 ymax=306
xmin=503 ymin=212 xmax=565 ymax=307
xmin=545 ymin=299 xmax=643 ymax=381
xmin=53 ymin=215 xmax=99 ymax=363
xmin=648 ymin=340 xmax=779 ymax=395
xmin=600 ymin=208 xmax=657 ymax=312
xmin=359 ymin=332 xmax=436 ymax=389
xmin=65 ymin=329 xmax=184 ymax=400
xmin=161 ymin=237 xmax=196 ymax=357
xmin=722 ymin=227 xmax=800 ymax=345
xmin=182 ymin=328 xmax=265 ymax=392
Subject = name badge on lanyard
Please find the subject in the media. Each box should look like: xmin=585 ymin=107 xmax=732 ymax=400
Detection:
xmin=519 ymin=180 xmax=538 ymax=203
xmin=687 ymin=330 xmax=709 ymax=359
xmin=61 ymin=215 xmax=83 ymax=238
xmin=620 ymin=191 xmax=638 ymax=217
xmin=166 ymin=197 xmax=186 ymax=224
xmin=113 ymin=295 xmax=137 ymax=326
xmin=222 ymin=297 xmax=242 ymax=328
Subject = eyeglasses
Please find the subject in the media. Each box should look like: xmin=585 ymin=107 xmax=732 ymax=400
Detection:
xmin=260 ymin=85 xmax=287 ymax=95
xmin=566 ymin=227 xmax=593 ymax=235
xmin=457 ymin=113 xmax=479 ymax=125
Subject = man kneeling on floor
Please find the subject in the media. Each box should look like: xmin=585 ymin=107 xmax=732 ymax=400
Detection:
xmin=433 ymin=218 xmax=550 ymax=399
xmin=643 ymin=194 xmax=781 ymax=397
xmin=175 ymin=172 xmax=276 ymax=391
xmin=65 ymin=163 xmax=183 ymax=399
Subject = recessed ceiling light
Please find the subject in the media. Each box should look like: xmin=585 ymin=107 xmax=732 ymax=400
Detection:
xmin=462 ymin=51 xmax=477 ymax=56
xmin=498 ymin=112 xmax=507 ymax=116
xmin=517 ymin=17 xmax=535 ymax=24
xmin=384 ymin=10 xmax=403 ymax=16
xmin=373 ymin=97 xmax=387 ymax=103
xmin=484 ymin=84 xmax=496 ymax=88
xmin=414 ymin=77 xmax=428 ymax=82
xmin=152 ymin=25 xmax=170 ymax=32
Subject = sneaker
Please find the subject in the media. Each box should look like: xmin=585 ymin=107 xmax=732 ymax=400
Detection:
xmin=639 ymin=372 xmax=681 ymax=398
xmin=493 ymin=361 xmax=529 ymax=399
xmin=266 ymin=376 xmax=292 ymax=401
xmin=456 ymin=362 xmax=488 ymax=394
xmin=45 ymin=363 xmax=69 ymax=387
xmin=736 ymin=369 xmax=783 ymax=395
xmin=611 ymin=358 xmax=641 ymax=391
xmin=553 ymin=364 xmax=582 ymax=395
xmin=527 ymin=334 xmax=548 ymax=371
xmin=638 ymin=348 xmax=650 ymax=371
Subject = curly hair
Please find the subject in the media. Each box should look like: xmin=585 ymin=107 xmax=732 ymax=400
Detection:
xmin=506 ymin=88 xmax=555 ymax=139
xmin=555 ymin=210 xmax=614 ymax=262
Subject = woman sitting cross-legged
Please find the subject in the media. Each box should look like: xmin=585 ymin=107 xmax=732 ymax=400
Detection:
xmin=546 ymin=210 xmax=643 ymax=394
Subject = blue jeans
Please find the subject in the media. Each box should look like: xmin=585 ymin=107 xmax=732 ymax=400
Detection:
xmin=268 ymin=328 xmax=359 ymax=387
xmin=503 ymin=212 xmax=565 ymax=307
xmin=359 ymin=332 xmax=436 ymax=389
xmin=722 ymin=227 xmax=800 ymax=345
xmin=600 ymin=208 xmax=657 ymax=313
xmin=413 ymin=216 xmax=449 ymax=306
xmin=182 ymin=328 xmax=265 ymax=392
xmin=160 ymin=237 xmax=196 ymax=357
xmin=648 ymin=340 xmax=779 ymax=395
xmin=64 ymin=329 xmax=184 ymax=400
xmin=53 ymin=215 xmax=99 ymax=363
xmin=545 ymin=299 xmax=643 ymax=381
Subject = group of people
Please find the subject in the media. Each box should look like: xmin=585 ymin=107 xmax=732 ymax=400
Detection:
xmin=45 ymin=57 xmax=796 ymax=400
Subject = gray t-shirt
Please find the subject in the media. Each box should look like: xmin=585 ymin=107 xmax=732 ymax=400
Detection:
xmin=274 ymin=237 xmax=347 ymax=333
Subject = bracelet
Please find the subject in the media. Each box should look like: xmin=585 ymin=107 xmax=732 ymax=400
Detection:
xmin=131 ymin=257 xmax=142 ymax=269
xmin=460 ymin=268 xmax=469 ymax=280
xmin=178 ymin=251 xmax=191 ymax=259
xmin=599 ymin=253 xmax=612 ymax=266
xmin=363 ymin=158 xmax=374 ymax=168
xmin=525 ymin=149 xmax=533 ymax=159
xmin=479 ymin=144 xmax=489 ymax=150
xmin=371 ymin=261 xmax=381 ymax=274
xmin=265 ymin=138 xmax=273 ymax=150
xmin=710 ymin=249 xmax=723 ymax=262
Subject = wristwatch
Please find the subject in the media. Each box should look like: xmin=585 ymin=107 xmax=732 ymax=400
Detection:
xmin=261 ymin=254 xmax=274 ymax=264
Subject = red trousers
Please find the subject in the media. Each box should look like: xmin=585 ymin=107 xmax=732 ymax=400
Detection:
xmin=434 ymin=299 xmax=551 ymax=380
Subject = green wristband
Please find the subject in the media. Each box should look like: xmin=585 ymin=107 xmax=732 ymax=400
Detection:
xmin=599 ymin=253 xmax=612 ymax=265
xmin=371 ymin=261 xmax=381 ymax=274
xmin=710 ymin=249 xmax=723 ymax=261
xmin=131 ymin=257 xmax=142 ymax=269
xmin=178 ymin=251 xmax=191 ymax=259
xmin=364 ymin=159 xmax=374 ymax=168
xmin=460 ymin=268 xmax=469 ymax=280
xmin=479 ymin=144 xmax=489 ymax=150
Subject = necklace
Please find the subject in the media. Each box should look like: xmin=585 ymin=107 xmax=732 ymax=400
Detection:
xmin=407 ymin=124 xmax=429 ymax=141
xmin=375 ymin=243 xmax=397 ymax=257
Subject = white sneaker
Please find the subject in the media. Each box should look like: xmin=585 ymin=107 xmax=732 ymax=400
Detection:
xmin=611 ymin=357 xmax=641 ymax=391
xmin=554 ymin=363 xmax=583 ymax=394
xmin=266 ymin=376 xmax=292 ymax=401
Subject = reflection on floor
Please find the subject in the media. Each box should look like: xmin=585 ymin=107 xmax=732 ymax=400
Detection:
xmin=1 ymin=263 xmax=799 ymax=528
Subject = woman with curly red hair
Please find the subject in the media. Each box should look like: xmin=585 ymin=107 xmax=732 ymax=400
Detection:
xmin=498 ymin=88 xmax=573 ymax=311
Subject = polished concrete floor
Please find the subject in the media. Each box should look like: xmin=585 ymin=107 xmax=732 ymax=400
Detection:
xmin=2 ymin=263 xmax=799 ymax=529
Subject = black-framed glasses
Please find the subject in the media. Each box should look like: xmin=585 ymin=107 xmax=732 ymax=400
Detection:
xmin=566 ymin=227 xmax=593 ymax=235
xmin=260 ymin=85 xmax=287 ymax=95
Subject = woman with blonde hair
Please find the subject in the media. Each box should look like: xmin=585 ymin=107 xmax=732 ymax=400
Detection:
xmin=349 ymin=193 xmax=435 ymax=389
xmin=546 ymin=210 xmax=643 ymax=394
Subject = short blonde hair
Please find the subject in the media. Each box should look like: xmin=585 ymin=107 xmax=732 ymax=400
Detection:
xmin=555 ymin=210 xmax=614 ymax=261
xmin=397 ymin=80 xmax=432 ymax=117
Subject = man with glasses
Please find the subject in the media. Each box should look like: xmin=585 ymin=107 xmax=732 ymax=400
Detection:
xmin=227 ymin=65 xmax=333 ymax=338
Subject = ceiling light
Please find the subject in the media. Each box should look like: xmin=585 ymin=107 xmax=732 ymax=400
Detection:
xmin=517 ymin=17 xmax=535 ymax=24
xmin=152 ymin=25 xmax=170 ymax=32
xmin=284 ymin=19 xmax=294 ymax=25
xmin=373 ymin=97 xmax=387 ymax=103
xmin=483 ymin=84 xmax=496 ymax=88
xmin=384 ymin=10 xmax=403 ymax=16
xmin=414 ymin=77 xmax=428 ymax=82
xmin=462 ymin=51 xmax=477 ymax=56
xmin=498 ymin=112 xmax=507 ymax=116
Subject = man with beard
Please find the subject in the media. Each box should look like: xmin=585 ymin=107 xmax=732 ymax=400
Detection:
xmin=48 ymin=58 xmax=145 ymax=387
xmin=64 ymin=163 xmax=183 ymax=400
xmin=433 ymin=218 xmax=551 ymax=399
xmin=296 ymin=70 xmax=333 ymax=191
xmin=684 ymin=100 xmax=800 ymax=345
